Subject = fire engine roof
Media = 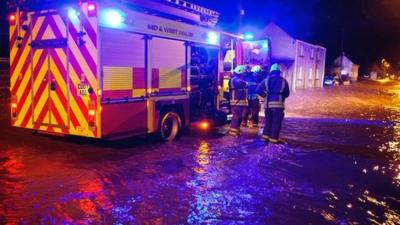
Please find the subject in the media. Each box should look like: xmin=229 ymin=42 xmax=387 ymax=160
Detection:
xmin=7 ymin=0 xmax=220 ymax=27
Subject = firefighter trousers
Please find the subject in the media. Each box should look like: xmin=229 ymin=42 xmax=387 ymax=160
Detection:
xmin=263 ymin=108 xmax=284 ymax=141
xmin=229 ymin=106 xmax=247 ymax=135
xmin=243 ymin=98 xmax=260 ymax=126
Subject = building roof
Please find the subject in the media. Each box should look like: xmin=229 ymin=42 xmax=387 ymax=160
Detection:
xmin=261 ymin=23 xmax=296 ymax=61
xmin=261 ymin=23 xmax=294 ymax=41
xmin=333 ymin=54 xmax=359 ymax=67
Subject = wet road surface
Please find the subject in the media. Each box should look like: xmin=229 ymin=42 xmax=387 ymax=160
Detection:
xmin=0 ymin=81 xmax=399 ymax=224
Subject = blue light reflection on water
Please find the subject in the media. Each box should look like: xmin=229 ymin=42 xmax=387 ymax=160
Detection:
xmin=0 ymin=116 xmax=400 ymax=224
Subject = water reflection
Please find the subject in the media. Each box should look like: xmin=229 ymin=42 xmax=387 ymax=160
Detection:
xmin=193 ymin=141 xmax=211 ymax=175
xmin=188 ymin=140 xmax=264 ymax=224
xmin=77 ymin=178 xmax=112 ymax=224
xmin=0 ymin=149 xmax=26 ymax=224
xmin=361 ymin=191 xmax=400 ymax=224
xmin=188 ymin=140 xmax=214 ymax=223
xmin=1 ymin=82 xmax=400 ymax=224
xmin=380 ymin=100 xmax=400 ymax=187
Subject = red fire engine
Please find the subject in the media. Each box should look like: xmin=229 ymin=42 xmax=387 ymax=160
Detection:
xmin=8 ymin=0 xmax=244 ymax=140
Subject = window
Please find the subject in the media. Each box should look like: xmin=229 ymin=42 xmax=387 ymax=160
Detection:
xmin=298 ymin=67 xmax=303 ymax=80
xmin=311 ymin=49 xmax=315 ymax=60
xmin=298 ymin=45 xmax=304 ymax=57
xmin=309 ymin=68 xmax=313 ymax=80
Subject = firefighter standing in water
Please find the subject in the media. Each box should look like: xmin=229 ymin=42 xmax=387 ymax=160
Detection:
xmin=242 ymin=65 xmax=262 ymax=128
xmin=256 ymin=63 xmax=290 ymax=143
xmin=228 ymin=65 xmax=248 ymax=136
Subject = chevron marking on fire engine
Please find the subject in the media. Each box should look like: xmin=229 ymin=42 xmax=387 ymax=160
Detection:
xmin=11 ymin=13 xmax=38 ymax=128
xmin=10 ymin=13 xmax=35 ymax=97
xmin=67 ymin=16 xmax=97 ymax=90
xmin=62 ymin=12 xmax=99 ymax=137
xmin=11 ymin=10 xmax=99 ymax=137
xmin=64 ymin=12 xmax=100 ymax=137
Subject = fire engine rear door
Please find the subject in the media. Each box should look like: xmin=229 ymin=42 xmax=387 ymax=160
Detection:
xmin=31 ymin=11 xmax=70 ymax=129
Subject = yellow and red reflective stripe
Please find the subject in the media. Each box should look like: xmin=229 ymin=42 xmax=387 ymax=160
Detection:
xmin=10 ymin=10 xmax=99 ymax=137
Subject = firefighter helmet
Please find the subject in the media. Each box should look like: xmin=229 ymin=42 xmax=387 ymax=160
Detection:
xmin=251 ymin=65 xmax=262 ymax=74
xmin=234 ymin=65 xmax=246 ymax=74
xmin=270 ymin=63 xmax=282 ymax=73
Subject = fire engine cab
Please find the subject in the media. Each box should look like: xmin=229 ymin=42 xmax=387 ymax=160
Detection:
xmin=8 ymin=0 xmax=243 ymax=140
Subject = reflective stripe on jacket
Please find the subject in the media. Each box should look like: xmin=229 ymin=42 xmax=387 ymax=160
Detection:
xmin=256 ymin=74 xmax=290 ymax=109
xmin=245 ymin=72 xmax=260 ymax=100
xmin=229 ymin=76 xmax=248 ymax=106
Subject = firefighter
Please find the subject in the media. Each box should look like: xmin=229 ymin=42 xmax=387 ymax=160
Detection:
xmin=256 ymin=63 xmax=290 ymax=144
xmin=242 ymin=65 xmax=262 ymax=128
xmin=228 ymin=65 xmax=248 ymax=136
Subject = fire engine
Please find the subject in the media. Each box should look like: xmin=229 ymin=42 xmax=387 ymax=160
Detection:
xmin=8 ymin=0 xmax=244 ymax=141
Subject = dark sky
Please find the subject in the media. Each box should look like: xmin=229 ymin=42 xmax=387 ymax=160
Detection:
xmin=1 ymin=0 xmax=400 ymax=72
xmin=0 ymin=0 xmax=8 ymax=57
xmin=191 ymin=0 xmax=400 ymax=72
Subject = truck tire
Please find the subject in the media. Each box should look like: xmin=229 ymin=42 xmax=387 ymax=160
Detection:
xmin=159 ymin=111 xmax=182 ymax=142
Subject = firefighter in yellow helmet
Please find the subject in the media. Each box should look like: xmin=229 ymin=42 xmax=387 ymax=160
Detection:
xmin=228 ymin=65 xmax=248 ymax=136
xmin=256 ymin=63 xmax=290 ymax=144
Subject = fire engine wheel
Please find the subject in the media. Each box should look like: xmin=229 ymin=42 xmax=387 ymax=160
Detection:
xmin=159 ymin=111 xmax=182 ymax=142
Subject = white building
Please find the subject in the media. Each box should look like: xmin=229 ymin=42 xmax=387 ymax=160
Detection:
xmin=331 ymin=53 xmax=360 ymax=82
xmin=262 ymin=23 xmax=326 ymax=91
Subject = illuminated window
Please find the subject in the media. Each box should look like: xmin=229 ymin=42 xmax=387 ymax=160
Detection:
xmin=311 ymin=49 xmax=315 ymax=59
xmin=309 ymin=68 xmax=313 ymax=79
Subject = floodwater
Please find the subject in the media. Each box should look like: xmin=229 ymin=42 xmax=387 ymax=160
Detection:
xmin=0 ymin=81 xmax=399 ymax=225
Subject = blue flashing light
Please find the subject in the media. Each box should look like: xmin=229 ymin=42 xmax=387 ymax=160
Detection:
xmin=244 ymin=33 xmax=254 ymax=41
xmin=207 ymin=31 xmax=219 ymax=45
xmin=104 ymin=9 xmax=125 ymax=28
xmin=68 ymin=8 xmax=80 ymax=23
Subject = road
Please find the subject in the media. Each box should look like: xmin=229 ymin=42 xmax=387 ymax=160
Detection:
xmin=0 ymin=81 xmax=399 ymax=224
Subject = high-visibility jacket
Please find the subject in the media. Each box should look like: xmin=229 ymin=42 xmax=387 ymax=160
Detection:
xmin=229 ymin=76 xmax=248 ymax=107
xmin=256 ymin=74 xmax=290 ymax=109
xmin=244 ymin=72 xmax=262 ymax=100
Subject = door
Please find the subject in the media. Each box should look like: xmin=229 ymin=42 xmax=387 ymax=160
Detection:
xmin=31 ymin=12 xmax=69 ymax=129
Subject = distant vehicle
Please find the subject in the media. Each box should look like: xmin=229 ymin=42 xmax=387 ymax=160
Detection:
xmin=370 ymin=72 xmax=378 ymax=80
xmin=324 ymin=75 xmax=336 ymax=86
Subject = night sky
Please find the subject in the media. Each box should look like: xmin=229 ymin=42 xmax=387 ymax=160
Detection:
xmin=191 ymin=0 xmax=400 ymax=73
xmin=1 ymin=0 xmax=399 ymax=73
